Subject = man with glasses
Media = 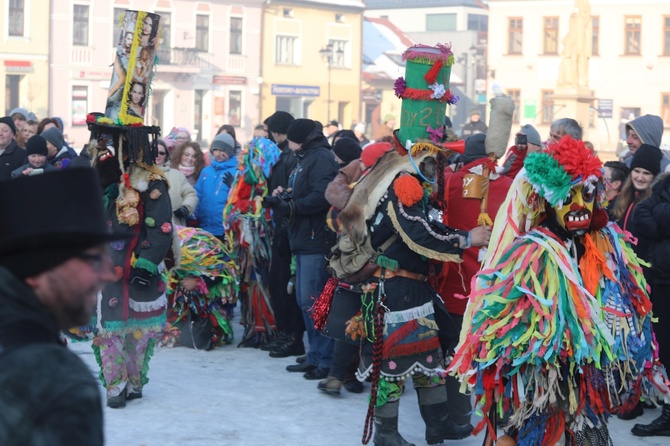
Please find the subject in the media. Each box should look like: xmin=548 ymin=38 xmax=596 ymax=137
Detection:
xmin=0 ymin=169 xmax=122 ymax=445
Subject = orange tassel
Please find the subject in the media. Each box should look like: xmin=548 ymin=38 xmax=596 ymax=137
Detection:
xmin=393 ymin=174 xmax=424 ymax=207
xmin=345 ymin=312 xmax=365 ymax=341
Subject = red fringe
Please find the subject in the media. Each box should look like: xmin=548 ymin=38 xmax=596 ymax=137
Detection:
xmin=401 ymin=87 xmax=456 ymax=103
xmin=542 ymin=411 xmax=565 ymax=446
xmin=423 ymin=59 xmax=443 ymax=85
xmin=386 ymin=338 xmax=440 ymax=359
xmin=311 ymin=277 xmax=339 ymax=330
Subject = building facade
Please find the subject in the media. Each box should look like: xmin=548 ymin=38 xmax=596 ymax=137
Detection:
xmin=488 ymin=0 xmax=670 ymax=155
xmin=49 ymin=0 xmax=264 ymax=150
xmin=259 ymin=0 xmax=364 ymax=129
xmin=1 ymin=0 xmax=50 ymax=119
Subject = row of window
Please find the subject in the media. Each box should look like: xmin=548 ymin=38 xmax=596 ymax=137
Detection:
xmin=8 ymin=2 xmax=244 ymax=55
xmin=505 ymin=89 xmax=670 ymax=127
xmin=508 ymin=16 xmax=669 ymax=56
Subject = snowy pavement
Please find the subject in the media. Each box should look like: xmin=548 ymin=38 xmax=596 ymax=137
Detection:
xmin=70 ymin=318 xmax=667 ymax=446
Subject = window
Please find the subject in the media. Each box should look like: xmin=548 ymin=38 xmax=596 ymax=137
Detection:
xmin=276 ymin=35 xmax=298 ymax=65
xmin=508 ymin=18 xmax=523 ymax=54
xmin=664 ymin=16 xmax=670 ymax=56
xmin=543 ymin=17 xmax=559 ymax=54
xmin=507 ymin=89 xmax=521 ymax=124
xmin=662 ymin=93 xmax=670 ymax=126
xmin=196 ymin=14 xmax=209 ymax=52
xmin=592 ymin=16 xmax=599 ymax=56
xmin=9 ymin=0 xmax=24 ymax=36
xmin=541 ymin=89 xmax=554 ymax=124
xmin=112 ymin=8 xmax=125 ymax=46
xmin=229 ymin=91 xmax=241 ymax=127
xmin=328 ymin=40 xmax=347 ymax=68
xmin=72 ymin=86 xmax=88 ymax=126
xmin=5 ymin=75 xmax=21 ymax=114
xmin=467 ymin=14 xmax=488 ymax=32
xmin=624 ymin=16 xmax=641 ymax=55
xmin=230 ymin=17 xmax=242 ymax=54
xmin=73 ymin=5 xmax=89 ymax=46
xmin=426 ymin=13 xmax=456 ymax=31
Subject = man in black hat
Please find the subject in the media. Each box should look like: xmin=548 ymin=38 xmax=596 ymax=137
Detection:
xmin=0 ymin=116 xmax=27 ymax=181
xmin=0 ymin=168 xmax=120 ymax=445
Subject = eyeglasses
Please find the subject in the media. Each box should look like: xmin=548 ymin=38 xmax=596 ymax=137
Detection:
xmin=157 ymin=151 xmax=167 ymax=155
xmin=75 ymin=253 xmax=113 ymax=273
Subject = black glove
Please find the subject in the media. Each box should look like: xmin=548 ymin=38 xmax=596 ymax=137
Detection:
xmin=271 ymin=199 xmax=291 ymax=223
xmin=262 ymin=195 xmax=282 ymax=208
xmin=223 ymin=172 xmax=235 ymax=187
xmin=129 ymin=267 xmax=154 ymax=289
xmin=173 ymin=206 xmax=190 ymax=219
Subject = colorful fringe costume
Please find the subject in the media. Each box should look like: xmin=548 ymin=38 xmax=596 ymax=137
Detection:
xmin=449 ymin=136 xmax=669 ymax=445
xmin=223 ymin=137 xmax=282 ymax=347
xmin=162 ymin=226 xmax=238 ymax=349
xmin=86 ymin=120 xmax=172 ymax=401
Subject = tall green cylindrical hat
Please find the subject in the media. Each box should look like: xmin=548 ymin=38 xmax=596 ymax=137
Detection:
xmin=394 ymin=44 xmax=457 ymax=150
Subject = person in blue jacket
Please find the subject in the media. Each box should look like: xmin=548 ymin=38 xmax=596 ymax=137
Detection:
xmin=195 ymin=133 xmax=238 ymax=239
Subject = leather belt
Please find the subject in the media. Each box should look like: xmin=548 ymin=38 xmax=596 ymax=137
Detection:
xmin=372 ymin=268 xmax=427 ymax=282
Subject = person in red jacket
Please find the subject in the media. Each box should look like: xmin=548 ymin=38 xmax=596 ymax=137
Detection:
xmin=500 ymin=124 xmax=543 ymax=179
xmin=432 ymin=132 xmax=513 ymax=432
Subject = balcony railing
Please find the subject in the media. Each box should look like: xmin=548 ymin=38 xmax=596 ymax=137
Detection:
xmin=156 ymin=48 xmax=213 ymax=69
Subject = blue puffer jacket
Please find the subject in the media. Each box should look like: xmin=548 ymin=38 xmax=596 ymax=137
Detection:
xmin=195 ymin=156 xmax=238 ymax=236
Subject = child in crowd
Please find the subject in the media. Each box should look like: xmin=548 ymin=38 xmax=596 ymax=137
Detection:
xmin=11 ymin=135 xmax=57 ymax=178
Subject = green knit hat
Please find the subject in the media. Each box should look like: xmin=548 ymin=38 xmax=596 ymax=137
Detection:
xmin=394 ymin=44 xmax=458 ymax=153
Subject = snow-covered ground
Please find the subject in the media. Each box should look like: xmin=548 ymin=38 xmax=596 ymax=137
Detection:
xmin=70 ymin=316 xmax=667 ymax=446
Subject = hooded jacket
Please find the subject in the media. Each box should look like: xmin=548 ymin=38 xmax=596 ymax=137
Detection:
xmin=195 ymin=156 xmax=238 ymax=236
xmin=0 ymin=267 xmax=103 ymax=445
xmin=633 ymin=173 xmax=670 ymax=283
xmin=287 ymin=131 xmax=338 ymax=254
xmin=625 ymin=115 xmax=668 ymax=170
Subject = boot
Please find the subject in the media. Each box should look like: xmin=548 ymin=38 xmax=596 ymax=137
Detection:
xmin=317 ymin=376 xmax=342 ymax=395
xmin=269 ymin=332 xmax=305 ymax=358
xmin=416 ymin=387 xmax=473 ymax=444
xmin=106 ymin=391 xmax=126 ymax=409
xmin=373 ymin=401 xmax=415 ymax=446
xmin=260 ymin=331 xmax=289 ymax=351
xmin=632 ymin=404 xmax=670 ymax=437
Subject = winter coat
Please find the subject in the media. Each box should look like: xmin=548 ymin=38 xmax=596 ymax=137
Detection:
xmin=287 ymin=132 xmax=339 ymax=254
xmin=0 ymin=267 xmax=103 ymax=445
xmin=100 ymin=166 xmax=173 ymax=332
xmin=0 ymin=140 xmax=26 ymax=181
xmin=195 ymin=156 xmax=238 ymax=236
xmin=434 ymin=158 xmax=512 ymax=314
xmin=161 ymin=165 xmax=198 ymax=226
xmin=633 ymin=173 xmax=670 ymax=283
xmin=10 ymin=162 xmax=58 ymax=179
xmin=500 ymin=145 xmax=527 ymax=179
xmin=49 ymin=146 xmax=72 ymax=169
xmin=460 ymin=120 xmax=488 ymax=139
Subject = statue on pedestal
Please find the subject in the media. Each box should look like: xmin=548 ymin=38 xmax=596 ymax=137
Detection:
xmin=557 ymin=0 xmax=592 ymax=89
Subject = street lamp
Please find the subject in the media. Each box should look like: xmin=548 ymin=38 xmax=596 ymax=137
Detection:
xmin=319 ymin=43 xmax=334 ymax=122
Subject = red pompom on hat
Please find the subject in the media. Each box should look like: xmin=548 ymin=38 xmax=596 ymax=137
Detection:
xmin=360 ymin=142 xmax=393 ymax=168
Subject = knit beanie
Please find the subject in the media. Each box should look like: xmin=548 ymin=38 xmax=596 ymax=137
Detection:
xmin=520 ymin=124 xmax=542 ymax=147
xmin=460 ymin=133 xmax=487 ymax=164
xmin=626 ymin=115 xmax=663 ymax=147
xmin=332 ymin=137 xmax=362 ymax=165
xmin=0 ymin=116 xmax=16 ymax=135
xmin=25 ymin=135 xmax=48 ymax=156
xmin=267 ymin=111 xmax=295 ymax=134
xmin=360 ymin=142 xmax=393 ymax=168
xmin=630 ymin=144 xmax=662 ymax=176
xmin=9 ymin=107 xmax=29 ymax=120
xmin=41 ymin=127 xmax=64 ymax=150
xmin=287 ymin=119 xmax=316 ymax=144
xmin=211 ymin=133 xmax=235 ymax=157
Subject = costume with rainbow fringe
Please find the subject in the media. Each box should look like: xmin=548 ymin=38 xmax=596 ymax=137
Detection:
xmin=449 ymin=136 xmax=670 ymax=445
xmin=223 ymin=137 xmax=282 ymax=347
xmin=162 ymin=226 xmax=238 ymax=348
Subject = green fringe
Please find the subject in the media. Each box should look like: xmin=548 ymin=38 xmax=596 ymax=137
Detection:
xmin=361 ymin=291 xmax=376 ymax=343
xmin=376 ymin=255 xmax=399 ymax=272
xmin=374 ymin=378 xmax=392 ymax=407
xmin=91 ymin=343 xmax=107 ymax=387
xmin=213 ymin=311 xmax=234 ymax=344
xmin=140 ymin=337 xmax=156 ymax=387
xmin=99 ymin=314 xmax=166 ymax=334
xmin=134 ymin=257 xmax=159 ymax=275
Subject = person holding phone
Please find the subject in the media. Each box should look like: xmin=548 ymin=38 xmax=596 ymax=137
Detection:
xmin=500 ymin=124 xmax=543 ymax=179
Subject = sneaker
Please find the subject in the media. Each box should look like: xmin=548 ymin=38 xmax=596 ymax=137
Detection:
xmin=304 ymin=367 xmax=330 ymax=380
xmin=107 ymin=392 xmax=126 ymax=409
xmin=286 ymin=362 xmax=316 ymax=373
xmin=269 ymin=339 xmax=305 ymax=358
xmin=317 ymin=376 xmax=342 ymax=395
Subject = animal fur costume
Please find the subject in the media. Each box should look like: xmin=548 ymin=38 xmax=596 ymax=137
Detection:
xmin=86 ymin=117 xmax=172 ymax=403
xmin=342 ymin=44 xmax=479 ymax=446
xmin=449 ymin=136 xmax=670 ymax=446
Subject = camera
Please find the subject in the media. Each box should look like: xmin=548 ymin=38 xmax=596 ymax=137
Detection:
xmin=278 ymin=190 xmax=292 ymax=201
xmin=515 ymin=134 xmax=528 ymax=146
